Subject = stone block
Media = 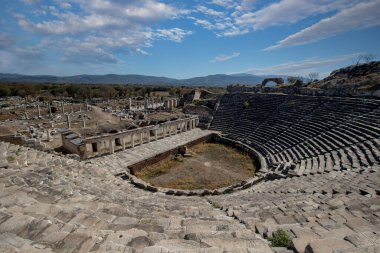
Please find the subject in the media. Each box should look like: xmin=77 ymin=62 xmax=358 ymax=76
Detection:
xmin=304 ymin=239 xmax=354 ymax=253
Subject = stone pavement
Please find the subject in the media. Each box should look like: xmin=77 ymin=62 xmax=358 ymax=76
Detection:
xmin=87 ymin=128 xmax=217 ymax=175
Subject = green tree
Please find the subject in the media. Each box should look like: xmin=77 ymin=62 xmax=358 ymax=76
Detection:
xmin=0 ymin=86 xmax=11 ymax=97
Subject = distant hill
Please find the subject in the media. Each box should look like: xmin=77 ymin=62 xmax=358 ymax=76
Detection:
xmin=308 ymin=61 xmax=380 ymax=92
xmin=0 ymin=73 xmax=287 ymax=87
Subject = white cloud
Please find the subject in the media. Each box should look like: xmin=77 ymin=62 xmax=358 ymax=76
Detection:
xmin=210 ymin=0 xmax=236 ymax=8
xmin=192 ymin=0 xmax=368 ymax=41
xmin=18 ymin=1 xmax=189 ymax=36
xmin=21 ymin=0 xmax=40 ymax=4
xmin=0 ymin=34 xmax=44 ymax=74
xmin=264 ymin=1 xmax=380 ymax=50
xmin=210 ymin=52 xmax=240 ymax=63
xmin=16 ymin=0 xmax=192 ymax=65
xmin=235 ymin=0 xmax=360 ymax=29
xmin=242 ymin=53 xmax=362 ymax=76
xmin=59 ymin=2 xmax=72 ymax=9
xmin=156 ymin=28 xmax=193 ymax=43
xmin=197 ymin=5 xmax=224 ymax=17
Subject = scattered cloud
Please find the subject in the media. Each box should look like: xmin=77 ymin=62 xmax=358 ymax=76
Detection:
xmin=242 ymin=53 xmax=362 ymax=76
xmin=196 ymin=5 xmax=224 ymax=17
xmin=15 ymin=0 xmax=192 ymax=65
xmin=59 ymin=2 xmax=72 ymax=10
xmin=190 ymin=0 xmax=379 ymax=51
xmin=210 ymin=0 xmax=237 ymax=9
xmin=156 ymin=28 xmax=193 ymax=43
xmin=264 ymin=1 xmax=380 ymax=50
xmin=0 ymin=33 xmax=13 ymax=50
xmin=210 ymin=52 xmax=240 ymax=63
xmin=21 ymin=0 xmax=40 ymax=4
xmin=0 ymin=32 xmax=44 ymax=73
xmin=235 ymin=0 xmax=360 ymax=30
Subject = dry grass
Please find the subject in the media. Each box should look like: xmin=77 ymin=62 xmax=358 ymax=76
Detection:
xmin=135 ymin=143 xmax=255 ymax=190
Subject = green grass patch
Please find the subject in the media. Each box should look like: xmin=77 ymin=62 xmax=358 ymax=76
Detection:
xmin=268 ymin=228 xmax=292 ymax=247
xmin=206 ymin=198 xmax=222 ymax=209
xmin=6 ymin=156 xmax=16 ymax=162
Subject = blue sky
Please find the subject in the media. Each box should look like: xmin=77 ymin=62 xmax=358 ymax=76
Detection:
xmin=0 ymin=0 xmax=379 ymax=79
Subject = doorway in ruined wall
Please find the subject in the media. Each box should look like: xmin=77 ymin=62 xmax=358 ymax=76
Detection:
xmin=92 ymin=142 xmax=98 ymax=152
xmin=115 ymin=138 xmax=122 ymax=147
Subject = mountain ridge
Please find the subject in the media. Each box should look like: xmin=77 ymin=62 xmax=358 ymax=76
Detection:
xmin=0 ymin=73 xmax=287 ymax=86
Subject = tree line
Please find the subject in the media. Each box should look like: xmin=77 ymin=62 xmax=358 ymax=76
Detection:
xmin=0 ymin=83 xmax=183 ymax=100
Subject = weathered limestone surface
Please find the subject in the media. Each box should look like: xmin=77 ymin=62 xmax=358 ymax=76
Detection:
xmin=0 ymin=138 xmax=274 ymax=253
xmin=88 ymin=128 xmax=216 ymax=175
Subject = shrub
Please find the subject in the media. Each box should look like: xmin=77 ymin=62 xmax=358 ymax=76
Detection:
xmin=268 ymin=228 xmax=292 ymax=247
xmin=206 ymin=198 xmax=222 ymax=209
xmin=6 ymin=156 xmax=16 ymax=162
xmin=243 ymin=101 xmax=250 ymax=108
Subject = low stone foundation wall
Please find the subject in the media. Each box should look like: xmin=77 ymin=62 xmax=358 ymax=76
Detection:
xmin=0 ymin=134 xmax=52 ymax=152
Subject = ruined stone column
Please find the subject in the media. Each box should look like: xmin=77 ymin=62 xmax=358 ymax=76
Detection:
xmin=66 ymin=114 xmax=71 ymax=129
xmin=147 ymin=130 xmax=151 ymax=143
xmin=109 ymin=138 xmax=114 ymax=154
xmin=144 ymin=98 xmax=148 ymax=111
xmin=169 ymin=125 xmax=172 ymax=136
xmin=140 ymin=132 xmax=143 ymax=145
xmin=150 ymin=98 xmax=154 ymax=109
xmin=154 ymin=129 xmax=158 ymax=141
xmin=82 ymin=119 xmax=86 ymax=128
xmin=61 ymin=101 xmax=65 ymax=114
xmin=37 ymin=104 xmax=41 ymax=118
xmin=46 ymin=129 xmax=51 ymax=141
xmin=128 ymin=98 xmax=132 ymax=109
xmin=122 ymin=136 xmax=125 ymax=151
xmin=71 ymin=106 xmax=74 ymax=114
xmin=131 ymin=134 xmax=135 ymax=148
xmin=48 ymin=103 xmax=52 ymax=117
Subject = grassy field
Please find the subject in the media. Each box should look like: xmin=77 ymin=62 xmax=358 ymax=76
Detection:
xmin=135 ymin=142 xmax=255 ymax=190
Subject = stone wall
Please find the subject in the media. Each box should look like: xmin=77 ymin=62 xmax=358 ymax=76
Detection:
xmin=227 ymin=84 xmax=380 ymax=98
xmin=0 ymin=134 xmax=51 ymax=152
xmin=60 ymin=130 xmax=86 ymax=157
xmin=61 ymin=115 xmax=200 ymax=159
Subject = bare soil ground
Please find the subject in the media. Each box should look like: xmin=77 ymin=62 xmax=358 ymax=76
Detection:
xmin=135 ymin=143 xmax=256 ymax=190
